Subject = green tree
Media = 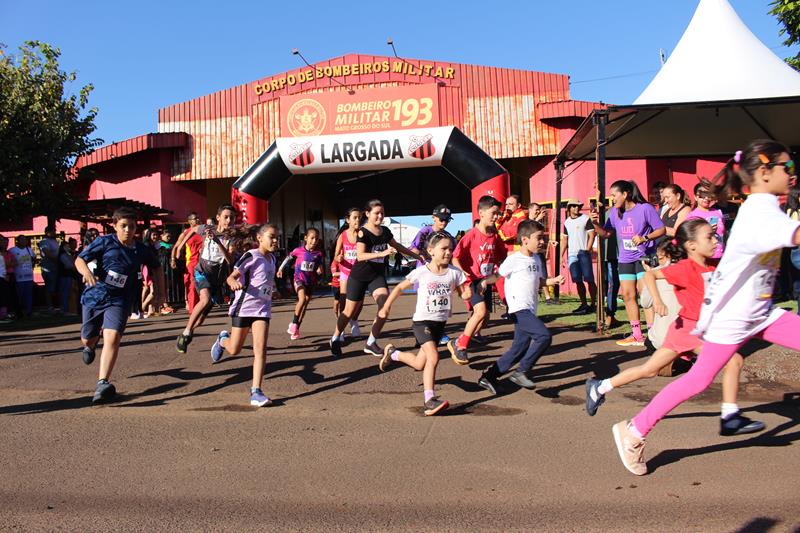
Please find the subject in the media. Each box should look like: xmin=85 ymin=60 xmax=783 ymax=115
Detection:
xmin=0 ymin=41 xmax=101 ymax=222
xmin=770 ymin=0 xmax=800 ymax=71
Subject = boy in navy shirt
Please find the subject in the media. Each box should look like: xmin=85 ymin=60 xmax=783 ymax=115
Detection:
xmin=75 ymin=208 xmax=164 ymax=403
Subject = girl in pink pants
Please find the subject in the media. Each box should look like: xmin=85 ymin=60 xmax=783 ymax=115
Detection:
xmin=612 ymin=139 xmax=800 ymax=475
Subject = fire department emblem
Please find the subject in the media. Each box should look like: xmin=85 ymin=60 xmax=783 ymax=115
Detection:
xmin=287 ymin=98 xmax=326 ymax=137
xmin=409 ymin=134 xmax=435 ymax=160
xmin=288 ymin=142 xmax=314 ymax=167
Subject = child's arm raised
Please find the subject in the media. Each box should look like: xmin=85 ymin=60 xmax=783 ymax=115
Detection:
xmin=643 ymin=269 xmax=668 ymax=316
xmin=377 ymin=279 xmax=412 ymax=319
xmin=277 ymin=254 xmax=294 ymax=278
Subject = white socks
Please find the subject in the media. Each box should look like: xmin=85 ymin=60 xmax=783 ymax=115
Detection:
xmin=598 ymin=378 xmax=614 ymax=395
xmin=721 ymin=402 xmax=739 ymax=420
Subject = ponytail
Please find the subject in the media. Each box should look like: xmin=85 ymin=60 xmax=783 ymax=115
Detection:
xmin=661 ymin=218 xmax=711 ymax=262
xmin=702 ymin=139 xmax=791 ymax=204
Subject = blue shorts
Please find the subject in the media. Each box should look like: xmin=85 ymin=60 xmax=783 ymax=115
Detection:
xmin=568 ymin=250 xmax=594 ymax=284
xmin=81 ymin=303 xmax=129 ymax=339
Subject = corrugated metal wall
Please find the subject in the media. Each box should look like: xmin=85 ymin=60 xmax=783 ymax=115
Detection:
xmin=157 ymin=54 xmax=571 ymax=182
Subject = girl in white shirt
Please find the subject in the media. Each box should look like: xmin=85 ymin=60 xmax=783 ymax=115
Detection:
xmin=611 ymin=139 xmax=800 ymax=476
xmin=377 ymin=232 xmax=471 ymax=416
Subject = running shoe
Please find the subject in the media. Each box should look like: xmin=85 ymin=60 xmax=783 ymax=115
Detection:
xmin=176 ymin=334 xmax=192 ymax=353
xmin=438 ymin=334 xmax=450 ymax=346
xmin=612 ymin=420 xmax=647 ymax=475
xmin=287 ymin=323 xmax=298 ymax=336
xmin=447 ymin=339 xmax=469 ymax=366
xmin=349 ymin=321 xmax=361 ymax=338
xmin=509 ymin=370 xmax=535 ymax=389
xmin=250 ymin=389 xmax=272 ymax=407
xmin=290 ymin=329 xmax=301 ymax=341
xmin=471 ymin=334 xmax=489 ymax=345
xmin=92 ymin=380 xmax=116 ymax=404
xmin=379 ymin=344 xmax=394 ymax=372
xmin=423 ymin=397 xmax=449 ymax=416
xmin=364 ymin=341 xmax=383 ymax=357
xmin=720 ymin=413 xmax=766 ymax=436
xmin=585 ymin=377 xmax=605 ymax=416
xmin=211 ymin=330 xmax=230 ymax=363
xmin=616 ymin=335 xmax=645 ymax=347
xmin=82 ymin=346 xmax=95 ymax=365
xmin=573 ymin=304 xmax=589 ymax=314
xmin=330 ymin=338 xmax=343 ymax=357
xmin=477 ymin=374 xmax=499 ymax=395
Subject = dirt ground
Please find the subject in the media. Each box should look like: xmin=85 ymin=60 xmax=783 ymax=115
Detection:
xmin=0 ymin=295 xmax=798 ymax=532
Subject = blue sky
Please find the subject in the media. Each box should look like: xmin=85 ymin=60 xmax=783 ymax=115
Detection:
xmin=2 ymin=0 xmax=797 ymax=232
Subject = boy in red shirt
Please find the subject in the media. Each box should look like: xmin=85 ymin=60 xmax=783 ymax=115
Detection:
xmin=448 ymin=195 xmax=506 ymax=365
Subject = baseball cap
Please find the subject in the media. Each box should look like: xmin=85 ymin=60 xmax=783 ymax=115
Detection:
xmin=566 ymin=199 xmax=583 ymax=207
xmin=432 ymin=204 xmax=453 ymax=221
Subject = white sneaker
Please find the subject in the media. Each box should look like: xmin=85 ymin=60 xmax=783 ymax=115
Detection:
xmin=350 ymin=321 xmax=361 ymax=338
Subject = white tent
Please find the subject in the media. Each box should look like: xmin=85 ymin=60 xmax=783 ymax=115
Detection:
xmin=635 ymin=0 xmax=800 ymax=104
xmin=386 ymin=218 xmax=421 ymax=249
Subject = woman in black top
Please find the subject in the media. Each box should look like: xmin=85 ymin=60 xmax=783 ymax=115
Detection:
xmin=331 ymin=199 xmax=423 ymax=357
xmin=660 ymin=184 xmax=689 ymax=237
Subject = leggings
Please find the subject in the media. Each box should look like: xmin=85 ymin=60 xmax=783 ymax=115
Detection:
xmin=632 ymin=311 xmax=800 ymax=437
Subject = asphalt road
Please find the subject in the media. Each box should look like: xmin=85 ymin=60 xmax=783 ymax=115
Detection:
xmin=1 ymin=296 xmax=798 ymax=532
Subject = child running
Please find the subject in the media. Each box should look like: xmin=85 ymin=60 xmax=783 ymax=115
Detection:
xmin=611 ymin=140 xmax=800 ymax=476
xmin=475 ymin=220 xmax=565 ymax=394
xmin=377 ymin=232 xmax=471 ymax=415
xmin=330 ymin=258 xmax=342 ymax=318
xmin=448 ymin=195 xmax=506 ymax=365
xmin=74 ymin=208 xmax=165 ymax=403
xmin=333 ymin=208 xmax=362 ymax=338
xmin=176 ymin=205 xmax=235 ymax=353
xmin=278 ymin=228 xmax=324 ymax=340
xmin=210 ymin=224 xmax=278 ymax=407
xmin=330 ymin=199 xmax=424 ymax=357
xmin=585 ymin=218 xmax=764 ymax=437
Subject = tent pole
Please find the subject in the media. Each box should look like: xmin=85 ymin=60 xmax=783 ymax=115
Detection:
xmin=553 ymin=160 xmax=564 ymax=302
xmin=594 ymin=110 xmax=608 ymax=333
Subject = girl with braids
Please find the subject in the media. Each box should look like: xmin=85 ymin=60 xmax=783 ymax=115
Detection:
xmin=591 ymin=180 xmax=666 ymax=347
xmin=611 ymin=139 xmax=800 ymax=476
xmin=586 ymin=219 xmax=762 ymax=437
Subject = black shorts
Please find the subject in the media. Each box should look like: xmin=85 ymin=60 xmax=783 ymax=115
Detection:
xmin=345 ymin=275 xmax=388 ymax=302
xmin=618 ymin=260 xmax=646 ymax=281
xmin=332 ymin=286 xmax=341 ymax=300
xmin=468 ymin=278 xmax=493 ymax=312
xmin=231 ymin=316 xmax=270 ymax=329
xmin=412 ymin=320 xmax=446 ymax=346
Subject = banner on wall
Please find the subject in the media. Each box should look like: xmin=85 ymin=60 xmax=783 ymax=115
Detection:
xmin=280 ymin=85 xmax=439 ymax=137
xmin=275 ymin=126 xmax=452 ymax=174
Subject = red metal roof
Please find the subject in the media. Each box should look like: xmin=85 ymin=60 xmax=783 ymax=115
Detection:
xmin=75 ymin=132 xmax=189 ymax=169
xmin=537 ymin=100 xmax=606 ymax=120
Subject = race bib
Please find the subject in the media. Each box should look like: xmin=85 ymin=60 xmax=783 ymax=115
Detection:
xmin=426 ymin=296 xmax=451 ymax=315
xmin=622 ymin=239 xmax=638 ymax=251
xmin=753 ymin=270 xmax=776 ymax=301
xmin=259 ymin=283 xmax=273 ymax=297
xmin=105 ymin=270 xmax=128 ymax=288
xmin=479 ymin=263 xmax=495 ymax=276
xmin=370 ymin=245 xmax=388 ymax=263
xmin=344 ymin=249 xmax=357 ymax=261
xmin=300 ymin=260 xmax=315 ymax=272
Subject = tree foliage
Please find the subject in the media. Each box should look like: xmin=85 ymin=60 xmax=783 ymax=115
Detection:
xmin=0 ymin=41 xmax=101 ymax=222
xmin=770 ymin=0 xmax=800 ymax=71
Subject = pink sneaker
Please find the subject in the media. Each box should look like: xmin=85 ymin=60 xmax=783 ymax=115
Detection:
xmin=612 ymin=420 xmax=648 ymax=475
xmin=290 ymin=329 xmax=301 ymax=341
xmin=287 ymin=323 xmax=298 ymax=336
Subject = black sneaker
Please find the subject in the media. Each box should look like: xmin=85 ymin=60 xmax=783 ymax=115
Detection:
xmin=471 ymin=334 xmax=489 ymax=345
xmin=363 ymin=341 xmax=382 ymax=357
xmin=509 ymin=370 xmax=535 ymax=389
xmin=585 ymin=377 xmax=606 ymax=416
xmin=423 ymin=397 xmax=449 ymax=416
xmin=720 ymin=413 xmax=766 ymax=436
xmin=330 ymin=338 xmax=343 ymax=357
xmin=82 ymin=346 xmax=95 ymax=365
xmin=447 ymin=339 xmax=469 ymax=365
xmin=478 ymin=375 xmax=499 ymax=395
xmin=176 ymin=334 xmax=192 ymax=353
xmin=573 ymin=304 xmax=589 ymax=314
xmin=92 ymin=380 xmax=116 ymax=404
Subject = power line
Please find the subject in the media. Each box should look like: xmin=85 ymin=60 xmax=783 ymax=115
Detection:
xmin=571 ymin=70 xmax=658 ymax=85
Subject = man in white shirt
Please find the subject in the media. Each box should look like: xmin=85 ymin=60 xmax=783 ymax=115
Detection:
xmin=9 ymin=235 xmax=35 ymax=317
xmin=561 ymin=201 xmax=596 ymax=314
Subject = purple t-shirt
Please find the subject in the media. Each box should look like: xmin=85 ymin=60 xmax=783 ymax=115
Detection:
xmin=411 ymin=225 xmax=455 ymax=267
xmin=604 ymin=203 xmax=664 ymax=263
xmin=686 ymin=207 xmax=725 ymax=259
xmin=229 ymin=249 xmax=275 ymax=318
xmin=289 ymin=246 xmax=324 ymax=287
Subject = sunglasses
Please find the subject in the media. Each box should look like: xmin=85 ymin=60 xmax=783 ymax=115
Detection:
xmin=768 ymin=160 xmax=796 ymax=176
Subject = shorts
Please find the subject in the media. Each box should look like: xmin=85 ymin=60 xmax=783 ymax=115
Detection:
xmin=618 ymin=260 xmax=646 ymax=281
xmin=412 ymin=320 xmax=446 ymax=346
xmin=81 ymin=304 xmax=129 ymax=339
xmin=345 ymin=276 xmax=387 ymax=302
xmin=339 ymin=269 xmax=351 ymax=283
xmin=662 ymin=316 xmax=702 ymax=354
xmin=294 ymin=280 xmax=315 ymax=293
xmin=568 ymin=250 xmax=594 ymax=284
xmin=332 ymin=285 xmax=341 ymax=300
xmin=231 ymin=316 xmax=270 ymax=329
xmin=468 ymin=278 xmax=493 ymax=312
xmin=194 ymin=265 xmax=224 ymax=292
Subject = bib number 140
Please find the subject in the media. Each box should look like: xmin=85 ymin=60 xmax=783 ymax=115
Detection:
xmin=427 ymin=297 xmax=449 ymax=314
